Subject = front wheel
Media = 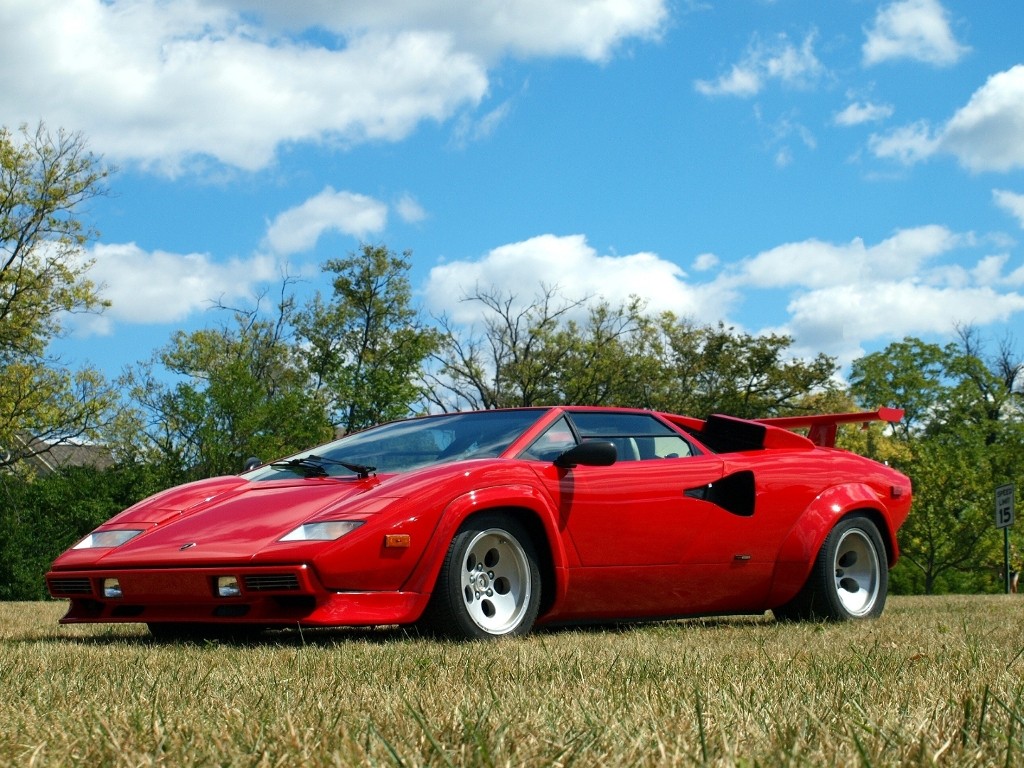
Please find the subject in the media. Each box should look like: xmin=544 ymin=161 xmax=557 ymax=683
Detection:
xmin=420 ymin=512 xmax=542 ymax=639
xmin=774 ymin=514 xmax=888 ymax=622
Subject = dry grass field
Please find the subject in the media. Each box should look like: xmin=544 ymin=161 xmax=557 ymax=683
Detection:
xmin=1 ymin=596 xmax=1022 ymax=766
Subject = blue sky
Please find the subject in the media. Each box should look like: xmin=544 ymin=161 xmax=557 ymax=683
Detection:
xmin=4 ymin=0 xmax=1024 ymax=384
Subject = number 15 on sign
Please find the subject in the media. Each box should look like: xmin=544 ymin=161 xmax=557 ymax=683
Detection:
xmin=996 ymin=484 xmax=1015 ymax=529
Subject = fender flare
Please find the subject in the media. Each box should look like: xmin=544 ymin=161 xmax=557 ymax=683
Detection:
xmin=766 ymin=483 xmax=899 ymax=607
xmin=402 ymin=483 xmax=569 ymax=614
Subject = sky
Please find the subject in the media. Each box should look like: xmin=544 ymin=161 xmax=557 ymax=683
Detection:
xmin=4 ymin=0 xmax=1024 ymax=385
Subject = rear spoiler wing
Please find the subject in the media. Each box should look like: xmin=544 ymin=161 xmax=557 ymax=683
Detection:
xmin=756 ymin=407 xmax=904 ymax=448
xmin=663 ymin=407 xmax=903 ymax=451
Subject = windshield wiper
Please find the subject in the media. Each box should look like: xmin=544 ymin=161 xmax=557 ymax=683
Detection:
xmin=269 ymin=454 xmax=376 ymax=479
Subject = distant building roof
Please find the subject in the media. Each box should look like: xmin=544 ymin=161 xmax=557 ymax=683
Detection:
xmin=4 ymin=433 xmax=114 ymax=475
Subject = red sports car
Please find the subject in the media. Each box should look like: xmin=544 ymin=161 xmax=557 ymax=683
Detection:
xmin=46 ymin=406 xmax=911 ymax=639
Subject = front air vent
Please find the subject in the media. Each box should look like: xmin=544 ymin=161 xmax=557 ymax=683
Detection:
xmin=49 ymin=578 xmax=94 ymax=596
xmin=243 ymin=573 xmax=300 ymax=592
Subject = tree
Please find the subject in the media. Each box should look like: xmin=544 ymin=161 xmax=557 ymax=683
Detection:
xmin=297 ymin=245 xmax=438 ymax=433
xmin=120 ymin=284 xmax=333 ymax=482
xmin=424 ymin=288 xmax=838 ymax=415
xmin=0 ymin=462 xmax=164 ymax=600
xmin=547 ymin=298 xmax=662 ymax=407
xmin=0 ymin=123 xmax=116 ymax=472
xmin=849 ymin=337 xmax=952 ymax=442
xmin=849 ymin=332 xmax=1024 ymax=593
xmin=423 ymin=286 xmax=653 ymax=410
xmin=892 ymin=433 xmax=997 ymax=594
xmin=645 ymin=318 xmax=839 ymax=418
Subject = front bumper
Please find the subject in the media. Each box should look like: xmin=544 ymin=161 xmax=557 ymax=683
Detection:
xmin=46 ymin=564 xmax=426 ymax=627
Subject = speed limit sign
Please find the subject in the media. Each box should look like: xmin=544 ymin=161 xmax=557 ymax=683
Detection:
xmin=996 ymin=484 xmax=1015 ymax=529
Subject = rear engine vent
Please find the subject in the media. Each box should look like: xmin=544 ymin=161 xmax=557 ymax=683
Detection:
xmin=49 ymin=578 xmax=94 ymax=596
xmin=243 ymin=574 xmax=300 ymax=592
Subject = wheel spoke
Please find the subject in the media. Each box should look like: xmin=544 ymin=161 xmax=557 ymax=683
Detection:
xmin=459 ymin=528 xmax=532 ymax=634
xmin=832 ymin=527 xmax=880 ymax=616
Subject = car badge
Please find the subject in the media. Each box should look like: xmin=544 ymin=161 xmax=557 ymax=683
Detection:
xmin=179 ymin=542 xmax=197 ymax=550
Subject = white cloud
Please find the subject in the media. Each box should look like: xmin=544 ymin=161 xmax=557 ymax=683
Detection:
xmin=972 ymin=254 xmax=1009 ymax=286
xmin=868 ymin=120 xmax=939 ymax=164
xmin=759 ymin=110 xmax=817 ymax=166
xmin=695 ymin=30 xmax=823 ymax=97
xmin=0 ymin=0 xmax=666 ymax=174
xmin=418 ymin=227 xmax=1024 ymax=371
xmin=869 ymin=66 xmax=1024 ymax=172
xmin=73 ymin=242 xmax=279 ymax=335
xmin=452 ymin=100 xmax=515 ymax=147
xmin=862 ymin=0 xmax=968 ymax=67
xmin=994 ymin=189 xmax=1024 ymax=228
xmin=834 ymin=101 xmax=894 ymax=127
xmin=695 ymin=63 xmax=763 ymax=98
xmin=263 ymin=188 xmax=388 ymax=256
xmin=422 ymin=234 xmax=730 ymax=325
xmin=396 ymin=194 xmax=428 ymax=224
xmin=732 ymin=225 xmax=963 ymax=290
xmin=68 ymin=224 xmax=1024 ymax=376
xmin=693 ymin=253 xmax=719 ymax=272
xmin=939 ymin=66 xmax=1024 ymax=172
xmin=226 ymin=0 xmax=668 ymax=63
xmin=711 ymin=226 xmax=1024 ymax=366
xmin=785 ymin=282 xmax=1024 ymax=355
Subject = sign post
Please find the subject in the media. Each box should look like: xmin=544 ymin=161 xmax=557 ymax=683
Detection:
xmin=996 ymin=484 xmax=1015 ymax=594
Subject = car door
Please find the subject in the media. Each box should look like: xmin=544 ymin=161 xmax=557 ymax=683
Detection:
xmin=523 ymin=412 xmax=735 ymax=618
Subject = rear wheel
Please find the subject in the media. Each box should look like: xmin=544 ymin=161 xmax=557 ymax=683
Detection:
xmin=773 ymin=514 xmax=888 ymax=621
xmin=420 ymin=512 xmax=542 ymax=639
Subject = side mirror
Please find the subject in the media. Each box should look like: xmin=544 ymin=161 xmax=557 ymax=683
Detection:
xmin=554 ymin=440 xmax=617 ymax=468
xmin=242 ymin=456 xmax=262 ymax=472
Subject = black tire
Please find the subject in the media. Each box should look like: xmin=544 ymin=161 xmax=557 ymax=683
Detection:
xmin=419 ymin=512 xmax=542 ymax=639
xmin=773 ymin=513 xmax=888 ymax=622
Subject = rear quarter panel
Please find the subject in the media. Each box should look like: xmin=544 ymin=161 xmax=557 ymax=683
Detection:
xmin=764 ymin=451 xmax=911 ymax=608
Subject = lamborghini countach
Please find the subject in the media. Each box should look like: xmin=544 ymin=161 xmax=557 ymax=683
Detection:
xmin=46 ymin=406 xmax=911 ymax=639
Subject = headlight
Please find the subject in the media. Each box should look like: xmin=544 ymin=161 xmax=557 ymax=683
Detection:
xmin=73 ymin=529 xmax=144 ymax=549
xmin=279 ymin=521 xmax=364 ymax=542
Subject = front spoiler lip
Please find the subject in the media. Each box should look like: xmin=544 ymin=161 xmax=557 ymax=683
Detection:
xmin=46 ymin=565 xmax=427 ymax=627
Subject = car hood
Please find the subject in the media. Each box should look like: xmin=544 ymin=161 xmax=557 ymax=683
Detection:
xmin=83 ymin=475 xmax=386 ymax=567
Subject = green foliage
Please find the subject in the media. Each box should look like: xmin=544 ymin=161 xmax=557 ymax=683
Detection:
xmin=120 ymin=288 xmax=333 ymax=483
xmin=648 ymin=318 xmax=839 ymax=417
xmin=425 ymin=285 xmax=593 ymax=409
xmin=849 ymin=337 xmax=951 ymax=439
xmin=0 ymin=123 xmax=117 ymax=468
xmin=297 ymin=244 xmax=439 ymax=433
xmin=425 ymin=289 xmax=836 ymax=415
xmin=426 ymin=287 xmax=658 ymax=409
xmin=550 ymin=298 xmax=662 ymax=407
xmin=851 ymin=330 xmax=1024 ymax=594
xmin=0 ymin=463 xmax=162 ymax=600
xmin=115 ymin=245 xmax=437 ymax=481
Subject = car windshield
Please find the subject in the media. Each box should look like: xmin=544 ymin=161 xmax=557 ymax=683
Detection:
xmin=248 ymin=409 xmax=548 ymax=480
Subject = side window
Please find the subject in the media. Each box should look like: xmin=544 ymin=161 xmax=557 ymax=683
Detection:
xmin=642 ymin=434 xmax=694 ymax=459
xmin=568 ymin=412 xmax=696 ymax=461
xmin=520 ymin=417 xmax=578 ymax=462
